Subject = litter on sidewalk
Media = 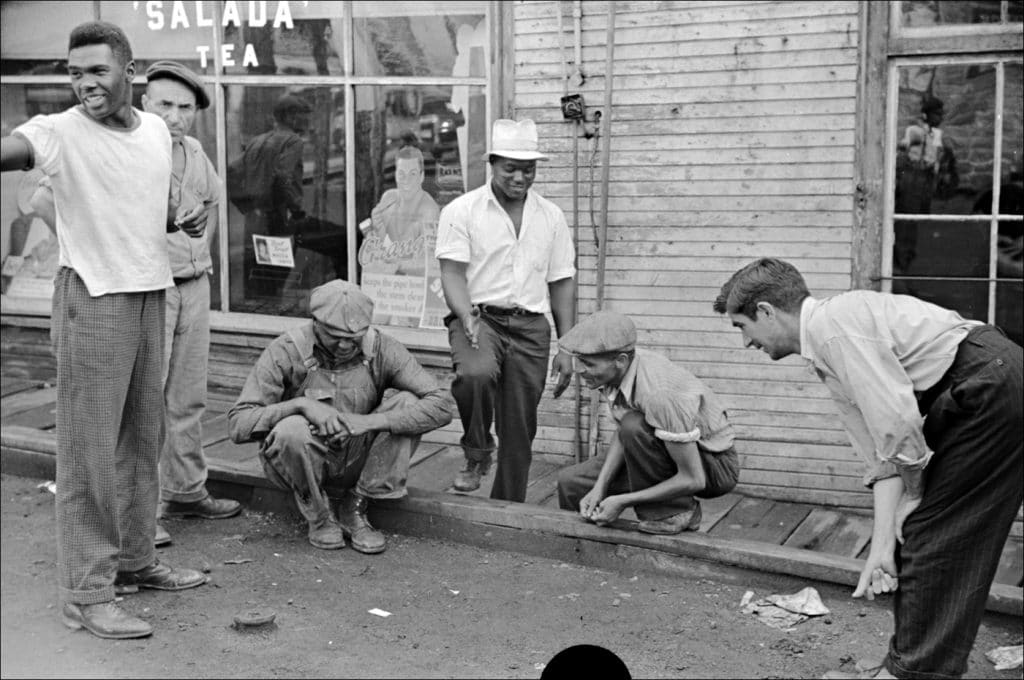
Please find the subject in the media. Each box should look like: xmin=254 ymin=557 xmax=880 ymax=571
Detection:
xmin=986 ymin=644 xmax=1023 ymax=671
xmin=368 ymin=608 xmax=392 ymax=618
xmin=37 ymin=481 xmax=56 ymax=495
xmin=740 ymin=587 xmax=830 ymax=631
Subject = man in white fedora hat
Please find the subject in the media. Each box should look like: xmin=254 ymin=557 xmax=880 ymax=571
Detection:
xmin=434 ymin=118 xmax=577 ymax=501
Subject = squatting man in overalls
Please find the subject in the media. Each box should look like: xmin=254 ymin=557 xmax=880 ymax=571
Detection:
xmin=227 ymin=280 xmax=453 ymax=552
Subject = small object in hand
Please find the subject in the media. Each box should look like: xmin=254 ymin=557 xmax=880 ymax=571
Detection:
xmin=232 ymin=609 xmax=276 ymax=628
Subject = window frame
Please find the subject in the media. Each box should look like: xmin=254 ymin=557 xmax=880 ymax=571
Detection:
xmin=0 ymin=1 xmax=507 ymax=351
xmin=853 ymin=1 xmax=1023 ymax=297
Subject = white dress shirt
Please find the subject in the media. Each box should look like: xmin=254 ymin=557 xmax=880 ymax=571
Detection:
xmin=434 ymin=183 xmax=575 ymax=314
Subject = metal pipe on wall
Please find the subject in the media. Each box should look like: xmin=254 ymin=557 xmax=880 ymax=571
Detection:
xmin=586 ymin=0 xmax=617 ymax=461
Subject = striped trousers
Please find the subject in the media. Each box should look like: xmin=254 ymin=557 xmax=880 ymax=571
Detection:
xmin=886 ymin=325 xmax=1023 ymax=678
xmin=52 ymin=268 xmax=165 ymax=604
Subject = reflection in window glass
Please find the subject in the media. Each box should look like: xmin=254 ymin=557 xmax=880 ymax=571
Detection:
xmin=900 ymin=1 xmax=1008 ymax=26
xmin=0 ymin=84 xmax=79 ymax=301
xmin=895 ymin=64 xmax=995 ymax=216
xmin=0 ymin=1 xmax=93 ymax=75
xmin=353 ymin=84 xmax=486 ymax=329
xmin=353 ymin=2 xmax=487 ymax=77
xmin=99 ymin=2 xmax=215 ymax=72
xmin=224 ymin=86 xmax=347 ymax=317
xmin=892 ymin=219 xmax=991 ymax=280
xmin=222 ymin=2 xmax=344 ymax=76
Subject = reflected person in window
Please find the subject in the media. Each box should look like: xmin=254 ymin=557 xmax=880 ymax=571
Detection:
xmin=231 ymin=94 xmax=311 ymax=301
xmin=227 ymin=280 xmax=453 ymax=552
xmin=141 ymin=60 xmax=241 ymax=548
xmin=714 ymin=258 xmax=1022 ymax=680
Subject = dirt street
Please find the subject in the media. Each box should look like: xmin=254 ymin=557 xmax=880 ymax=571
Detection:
xmin=1 ymin=473 xmax=1020 ymax=678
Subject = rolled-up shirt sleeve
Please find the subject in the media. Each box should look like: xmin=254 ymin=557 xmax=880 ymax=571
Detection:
xmin=228 ymin=340 xmax=304 ymax=443
xmin=375 ymin=336 xmax=454 ymax=435
xmin=644 ymin=390 xmax=702 ymax=444
xmin=818 ymin=335 xmax=933 ymax=488
xmin=546 ymin=209 xmax=576 ymax=283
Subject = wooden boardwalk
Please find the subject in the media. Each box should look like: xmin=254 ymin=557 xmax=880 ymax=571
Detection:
xmin=2 ymin=376 xmax=1021 ymax=588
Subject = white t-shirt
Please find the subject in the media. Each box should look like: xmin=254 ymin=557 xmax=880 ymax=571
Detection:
xmin=14 ymin=106 xmax=174 ymax=296
xmin=434 ymin=183 xmax=575 ymax=314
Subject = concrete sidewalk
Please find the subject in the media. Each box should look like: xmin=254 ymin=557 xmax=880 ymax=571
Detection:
xmin=2 ymin=380 xmax=1020 ymax=618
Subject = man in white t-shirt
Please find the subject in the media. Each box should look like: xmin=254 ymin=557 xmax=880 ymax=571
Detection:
xmin=1 ymin=21 xmax=206 ymax=640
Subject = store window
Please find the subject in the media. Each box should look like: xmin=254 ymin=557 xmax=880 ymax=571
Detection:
xmin=881 ymin=3 xmax=1023 ymax=345
xmin=1 ymin=1 xmax=496 ymax=341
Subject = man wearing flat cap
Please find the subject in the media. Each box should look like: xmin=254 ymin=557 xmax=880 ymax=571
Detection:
xmin=141 ymin=60 xmax=240 ymax=547
xmin=435 ymin=118 xmax=576 ymax=501
xmin=556 ymin=311 xmax=740 ymax=534
xmin=227 ymin=280 xmax=453 ymax=552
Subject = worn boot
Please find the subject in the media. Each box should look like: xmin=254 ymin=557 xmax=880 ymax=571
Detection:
xmin=62 ymin=602 xmax=153 ymax=639
xmin=452 ymin=458 xmax=492 ymax=493
xmin=307 ymin=516 xmax=346 ymax=550
xmin=337 ymin=491 xmax=386 ymax=554
xmin=637 ymin=503 xmax=702 ymax=535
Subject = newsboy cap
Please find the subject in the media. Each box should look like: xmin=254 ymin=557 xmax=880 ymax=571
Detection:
xmin=309 ymin=280 xmax=374 ymax=336
xmin=558 ymin=311 xmax=637 ymax=356
xmin=145 ymin=60 xmax=210 ymax=109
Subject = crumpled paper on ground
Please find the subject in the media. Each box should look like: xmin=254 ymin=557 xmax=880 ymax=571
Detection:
xmin=740 ymin=587 xmax=830 ymax=631
xmin=985 ymin=644 xmax=1023 ymax=671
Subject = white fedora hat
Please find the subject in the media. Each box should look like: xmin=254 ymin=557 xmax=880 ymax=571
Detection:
xmin=483 ymin=118 xmax=549 ymax=161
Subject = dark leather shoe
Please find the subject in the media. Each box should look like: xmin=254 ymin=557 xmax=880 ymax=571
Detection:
xmin=154 ymin=523 xmax=172 ymax=548
xmin=637 ymin=503 xmax=702 ymax=535
xmin=114 ymin=559 xmax=208 ymax=594
xmin=338 ymin=492 xmax=386 ymax=554
xmin=160 ymin=495 xmax=242 ymax=520
xmin=452 ymin=458 xmax=491 ymax=493
xmin=308 ymin=518 xmax=346 ymax=550
xmin=62 ymin=602 xmax=153 ymax=639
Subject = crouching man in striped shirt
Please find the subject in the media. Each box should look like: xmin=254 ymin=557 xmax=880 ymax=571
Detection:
xmin=557 ymin=311 xmax=740 ymax=534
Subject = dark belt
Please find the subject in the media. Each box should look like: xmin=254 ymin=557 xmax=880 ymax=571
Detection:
xmin=173 ymin=275 xmax=203 ymax=286
xmin=477 ymin=304 xmax=540 ymax=317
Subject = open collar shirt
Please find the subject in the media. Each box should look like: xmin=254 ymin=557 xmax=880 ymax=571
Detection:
xmin=601 ymin=348 xmax=735 ymax=452
xmin=799 ymin=291 xmax=980 ymax=487
xmin=167 ymin=135 xmax=222 ymax=279
xmin=434 ymin=182 xmax=575 ymax=314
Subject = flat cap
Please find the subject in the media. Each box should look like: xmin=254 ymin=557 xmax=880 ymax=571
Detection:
xmin=559 ymin=311 xmax=637 ymax=356
xmin=145 ymin=60 xmax=210 ymax=109
xmin=309 ymin=280 xmax=374 ymax=336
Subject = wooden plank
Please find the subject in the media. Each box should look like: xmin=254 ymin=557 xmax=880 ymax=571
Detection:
xmin=1 ymin=376 xmax=38 ymax=398
xmin=784 ymin=508 xmax=844 ymax=551
xmin=517 ymin=82 xmax=854 ymax=108
xmin=201 ymin=414 xmax=231 ymax=448
xmin=515 ymin=1 xmax=858 ymax=27
xmin=699 ymin=492 xmax=743 ymax=533
xmin=994 ymin=539 xmax=1023 ymax=588
xmin=0 ymin=386 xmax=57 ymax=416
xmin=710 ymin=497 xmax=813 ymax=544
xmin=1 ymin=401 xmax=57 ymax=429
xmin=821 ymin=514 xmax=874 ymax=559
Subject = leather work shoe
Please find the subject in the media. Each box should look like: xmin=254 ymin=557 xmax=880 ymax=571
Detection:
xmin=154 ymin=523 xmax=172 ymax=548
xmin=114 ymin=559 xmax=208 ymax=594
xmin=160 ymin=495 xmax=242 ymax=520
xmin=452 ymin=458 xmax=492 ymax=493
xmin=637 ymin=503 xmax=703 ymax=535
xmin=338 ymin=491 xmax=386 ymax=554
xmin=308 ymin=517 xmax=346 ymax=550
xmin=61 ymin=602 xmax=153 ymax=639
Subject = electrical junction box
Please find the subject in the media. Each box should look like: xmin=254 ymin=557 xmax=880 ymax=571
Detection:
xmin=560 ymin=94 xmax=585 ymax=121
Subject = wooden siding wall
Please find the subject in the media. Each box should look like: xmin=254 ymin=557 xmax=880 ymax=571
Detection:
xmin=513 ymin=1 xmax=870 ymax=508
